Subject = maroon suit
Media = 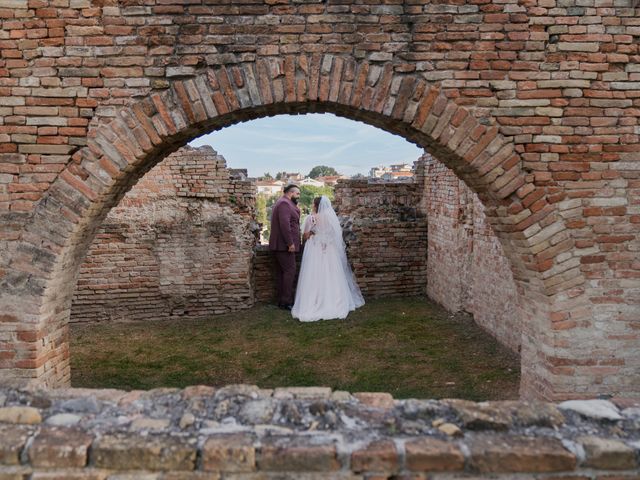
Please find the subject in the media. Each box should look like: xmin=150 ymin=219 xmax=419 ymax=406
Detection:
xmin=269 ymin=196 xmax=301 ymax=306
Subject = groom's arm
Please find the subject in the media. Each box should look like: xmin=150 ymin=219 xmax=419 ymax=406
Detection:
xmin=277 ymin=204 xmax=294 ymax=249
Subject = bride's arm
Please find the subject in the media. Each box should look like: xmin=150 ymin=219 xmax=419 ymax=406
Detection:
xmin=302 ymin=215 xmax=315 ymax=241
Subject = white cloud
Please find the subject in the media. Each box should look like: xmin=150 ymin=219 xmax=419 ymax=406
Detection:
xmin=189 ymin=113 xmax=423 ymax=178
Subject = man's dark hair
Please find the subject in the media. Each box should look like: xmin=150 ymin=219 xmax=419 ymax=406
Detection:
xmin=283 ymin=184 xmax=299 ymax=193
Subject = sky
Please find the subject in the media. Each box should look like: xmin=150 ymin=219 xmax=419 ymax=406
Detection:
xmin=189 ymin=113 xmax=424 ymax=178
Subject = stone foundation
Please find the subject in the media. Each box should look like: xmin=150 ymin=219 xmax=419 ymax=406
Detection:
xmin=0 ymin=385 xmax=638 ymax=478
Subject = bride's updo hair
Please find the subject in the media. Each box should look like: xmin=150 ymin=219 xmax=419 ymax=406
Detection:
xmin=313 ymin=196 xmax=322 ymax=213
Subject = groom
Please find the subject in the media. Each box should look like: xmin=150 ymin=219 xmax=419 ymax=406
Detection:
xmin=269 ymin=184 xmax=301 ymax=310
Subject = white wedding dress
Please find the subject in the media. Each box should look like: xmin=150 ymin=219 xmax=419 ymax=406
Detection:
xmin=292 ymin=196 xmax=365 ymax=322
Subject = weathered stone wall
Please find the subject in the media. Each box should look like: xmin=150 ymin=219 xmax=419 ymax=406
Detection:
xmin=0 ymin=385 xmax=639 ymax=478
xmin=71 ymin=146 xmax=259 ymax=323
xmin=333 ymin=179 xmax=428 ymax=298
xmin=421 ymin=153 xmax=522 ymax=353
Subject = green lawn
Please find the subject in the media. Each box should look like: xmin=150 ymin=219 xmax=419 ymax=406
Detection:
xmin=70 ymin=297 xmax=520 ymax=400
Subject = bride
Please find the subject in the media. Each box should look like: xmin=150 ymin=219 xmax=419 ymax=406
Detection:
xmin=292 ymin=196 xmax=365 ymax=322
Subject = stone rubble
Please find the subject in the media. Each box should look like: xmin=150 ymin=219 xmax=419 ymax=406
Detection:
xmin=559 ymin=399 xmax=624 ymax=421
xmin=0 ymin=385 xmax=638 ymax=477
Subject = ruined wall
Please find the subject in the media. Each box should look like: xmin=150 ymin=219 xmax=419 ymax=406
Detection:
xmin=421 ymin=153 xmax=521 ymax=353
xmin=73 ymin=160 xmax=428 ymax=316
xmin=71 ymin=146 xmax=259 ymax=323
xmin=253 ymin=246 xmax=276 ymax=304
xmin=333 ymin=179 xmax=428 ymax=298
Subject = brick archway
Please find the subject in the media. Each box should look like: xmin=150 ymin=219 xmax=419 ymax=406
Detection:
xmin=0 ymin=56 xmax=590 ymax=399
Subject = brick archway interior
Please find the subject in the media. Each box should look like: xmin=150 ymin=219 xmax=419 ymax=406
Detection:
xmin=3 ymin=56 xmax=633 ymax=401
xmin=12 ymin=60 xmax=548 ymax=395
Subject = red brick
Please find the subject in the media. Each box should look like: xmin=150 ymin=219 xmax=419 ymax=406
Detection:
xmin=468 ymin=435 xmax=576 ymax=473
xmin=405 ymin=438 xmax=464 ymax=472
xmin=351 ymin=440 xmax=398 ymax=473
xmin=0 ymin=4 xmax=638 ymax=404
xmin=258 ymin=441 xmax=339 ymax=472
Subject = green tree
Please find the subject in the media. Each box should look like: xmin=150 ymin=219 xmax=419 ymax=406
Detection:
xmin=262 ymin=172 xmax=273 ymax=180
xmin=256 ymin=194 xmax=268 ymax=226
xmin=308 ymin=165 xmax=338 ymax=179
xmin=298 ymin=185 xmax=335 ymax=214
xmin=256 ymin=193 xmax=280 ymax=243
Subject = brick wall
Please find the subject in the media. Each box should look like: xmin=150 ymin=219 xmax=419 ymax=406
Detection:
xmin=333 ymin=179 xmax=428 ymax=298
xmin=421 ymin=153 xmax=521 ymax=353
xmin=253 ymin=246 xmax=276 ymax=304
xmin=1 ymin=0 xmax=639 ymax=399
xmin=253 ymin=246 xmax=303 ymax=304
xmin=70 ymin=146 xmax=259 ymax=323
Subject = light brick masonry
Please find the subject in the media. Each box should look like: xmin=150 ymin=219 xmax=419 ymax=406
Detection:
xmin=334 ymin=178 xmax=428 ymax=298
xmin=421 ymin=153 xmax=522 ymax=353
xmin=0 ymin=0 xmax=638 ymax=401
xmin=71 ymin=145 xmax=259 ymax=323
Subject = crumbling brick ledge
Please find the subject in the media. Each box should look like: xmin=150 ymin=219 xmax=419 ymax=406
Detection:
xmin=0 ymin=385 xmax=638 ymax=479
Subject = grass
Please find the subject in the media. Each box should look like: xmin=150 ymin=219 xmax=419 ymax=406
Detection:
xmin=70 ymin=297 xmax=520 ymax=400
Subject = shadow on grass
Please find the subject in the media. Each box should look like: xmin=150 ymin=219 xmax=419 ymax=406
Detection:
xmin=70 ymin=296 xmax=520 ymax=400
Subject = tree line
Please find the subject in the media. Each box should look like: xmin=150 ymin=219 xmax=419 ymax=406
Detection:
xmin=261 ymin=165 xmax=338 ymax=181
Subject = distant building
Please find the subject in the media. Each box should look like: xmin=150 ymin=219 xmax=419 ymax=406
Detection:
xmin=381 ymin=171 xmax=414 ymax=182
xmin=317 ymin=175 xmax=345 ymax=186
xmin=369 ymin=165 xmax=390 ymax=178
xmin=300 ymin=177 xmax=325 ymax=187
xmin=280 ymin=172 xmax=303 ymax=183
xmin=369 ymin=164 xmax=412 ymax=179
xmin=390 ymin=163 xmax=412 ymax=173
xmin=256 ymin=180 xmax=284 ymax=195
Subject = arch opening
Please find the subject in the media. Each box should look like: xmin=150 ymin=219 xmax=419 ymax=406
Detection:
xmin=68 ymin=113 xmax=522 ymax=399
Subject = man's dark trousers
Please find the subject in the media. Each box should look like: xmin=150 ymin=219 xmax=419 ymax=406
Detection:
xmin=274 ymin=251 xmax=296 ymax=306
